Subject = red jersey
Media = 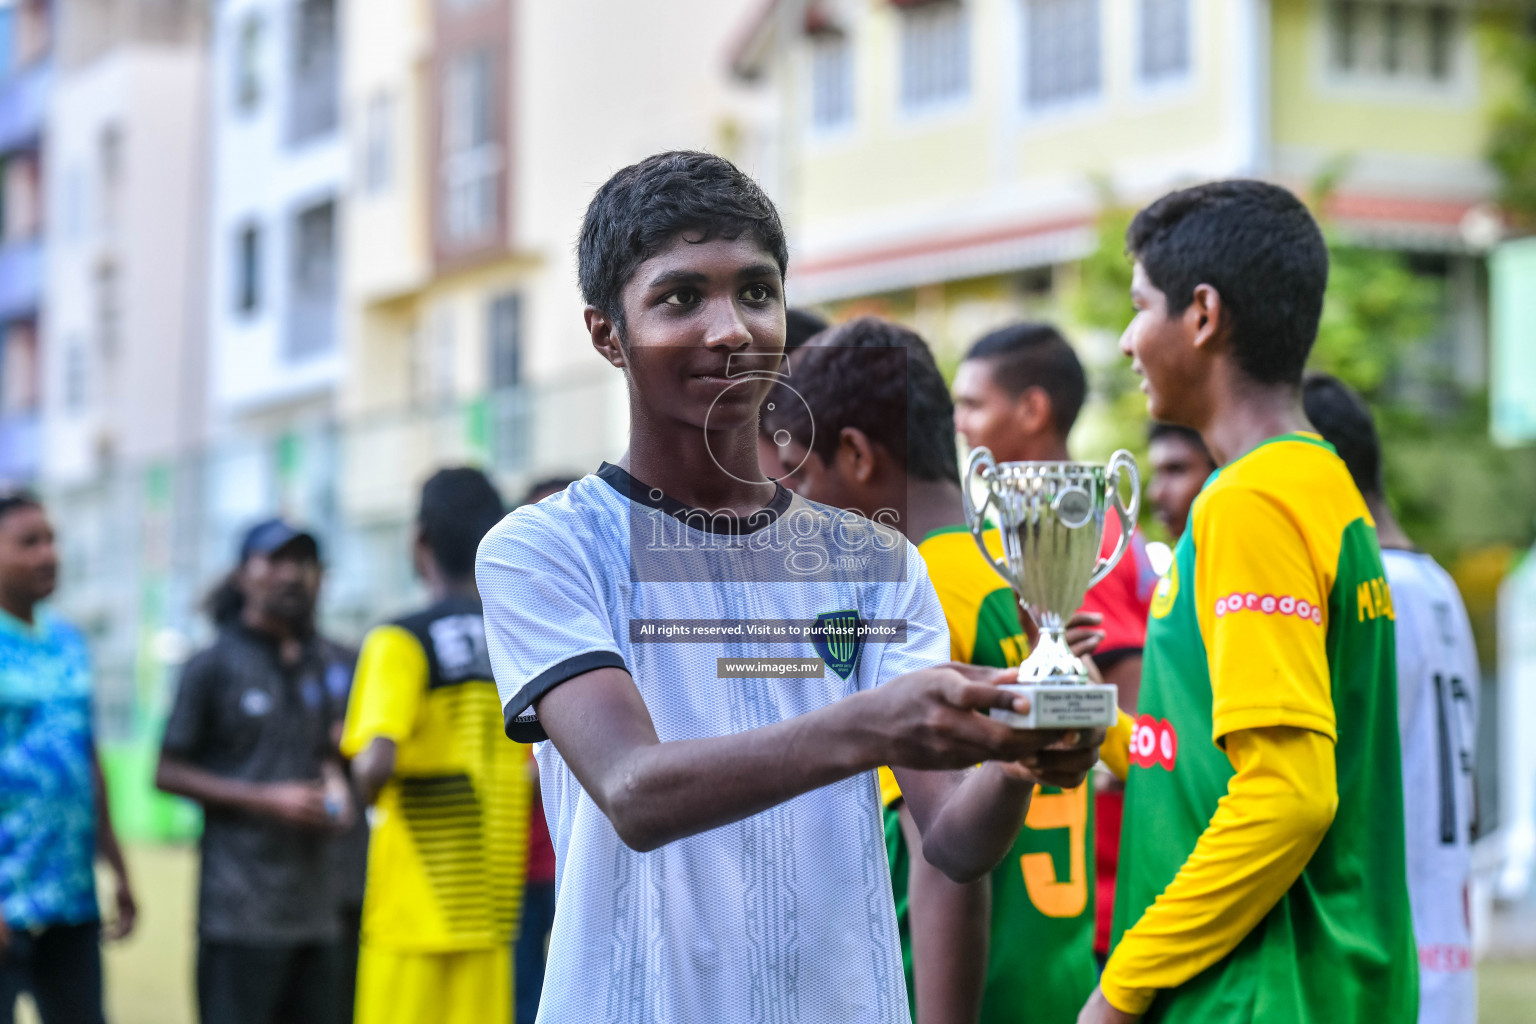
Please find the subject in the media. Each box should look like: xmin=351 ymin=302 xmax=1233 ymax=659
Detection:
xmin=1081 ymin=515 xmax=1156 ymax=659
xmin=1080 ymin=515 xmax=1154 ymax=954
xmin=526 ymin=748 xmax=557 ymax=885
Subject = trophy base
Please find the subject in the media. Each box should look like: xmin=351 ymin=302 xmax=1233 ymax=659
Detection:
xmin=990 ymin=682 xmax=1119 ymax=729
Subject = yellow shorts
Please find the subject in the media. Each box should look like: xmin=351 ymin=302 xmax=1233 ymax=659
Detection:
xmin=354 ymin=944 xmax=512 ymax=1024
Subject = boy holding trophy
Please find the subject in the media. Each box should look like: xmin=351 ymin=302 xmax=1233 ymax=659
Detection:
xmin=476 ymin=151 xmax=1104 ymax=1023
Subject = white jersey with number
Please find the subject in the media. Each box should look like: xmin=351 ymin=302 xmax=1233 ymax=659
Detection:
xmin=1383 ymin=548 xmax=1478 ymax=1024
xmin=477 ymin=464 xmax=949 ymax=1024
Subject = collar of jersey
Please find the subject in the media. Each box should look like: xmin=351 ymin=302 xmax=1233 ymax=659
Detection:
xmin=921 ymin=521 xmax=995 ymax=544
xmin=0 ymin=603 xmax=52 ymax=641
xmin=1210 ymin=431 xmax=1336 ymax=484
xmin=596 ymin=462 xmax=794 ymax=536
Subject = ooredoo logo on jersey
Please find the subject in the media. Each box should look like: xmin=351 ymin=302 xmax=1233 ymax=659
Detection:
xmin=1129 ymin=715 xmax=1178 ymax=771
xmin=1214 ymin=591 xmax=1323 ymax=626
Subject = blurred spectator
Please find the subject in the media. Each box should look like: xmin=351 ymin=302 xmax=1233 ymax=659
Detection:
xmin=1303 ymin=373 xmax=1480 ymax=1024
xmin=783 ymin=307 xmax=828 ymax=355
xmin=156 ymin=520 xmax=357 ymax=1024
xmin=0 ymin=495 xmax=136 ymax=1024
xmin=343 ymin=469 xmax=532 ymax=1024
xmin=1147 ymin=423 xmax=1216 ymax=540
xmin=511 ymin=475 xmax=577 ymax=1024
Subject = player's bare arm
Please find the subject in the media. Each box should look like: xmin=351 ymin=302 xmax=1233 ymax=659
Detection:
xmin=536 ymin=659 xmax=1092 ymax=873
xmin=156 ymin=754 xmax=336 ymax=830
xmin=351 ymin=737 xmax=397 ymax=806
xmin=897 ymin=805 xmax=990 ymax=1024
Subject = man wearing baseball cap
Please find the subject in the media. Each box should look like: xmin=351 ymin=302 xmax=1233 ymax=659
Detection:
xmin=157 ymin=518 xmax=359 ymax=1024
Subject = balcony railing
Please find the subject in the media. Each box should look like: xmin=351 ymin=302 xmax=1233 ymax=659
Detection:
xmin=0 ymin=236 xmax=42 ymax=322
xmin=0 ymin=59 xmax=49 ymax=153
xmin=286 ymin=291 xmax=337 ymax=359
xmin=290 ymin=52 xmax=338 ymax=144
xmin=0 ymin=410 xmax=39 ymax=483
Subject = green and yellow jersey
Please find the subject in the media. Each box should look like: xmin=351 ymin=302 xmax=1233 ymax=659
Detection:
xmin=341 ymin=595 xmax=531 ymax=953
xmin=1108 ymin=434 xmax=1416 ymax=1022
xmin=878 ymin=525 xmax=1101 ymax=1024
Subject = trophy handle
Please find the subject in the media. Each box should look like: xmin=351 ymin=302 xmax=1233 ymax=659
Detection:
xmin=963 ymin=447 xmax=1020 ymax=591
xmin=1088 ymin=448 xmax=1141 ymax=590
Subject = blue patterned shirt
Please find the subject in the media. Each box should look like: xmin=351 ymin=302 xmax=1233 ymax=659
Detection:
xmin=0 ymin=608 xmax=98 ymax=928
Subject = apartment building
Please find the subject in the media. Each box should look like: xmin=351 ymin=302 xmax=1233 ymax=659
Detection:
xmin=734 ymin=0 xmax=1500 ymax=379
xmin=31 ymin=1 xmax=204 ymax=837
xmin=42 ymin=0 xmax=205 ymax=491
xmin=204 ymin=0 xmax=344 ymax=563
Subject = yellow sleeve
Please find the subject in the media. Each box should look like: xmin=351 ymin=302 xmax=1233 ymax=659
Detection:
xmin=1099 ymin=726 xmax=1338 ymax=1015
xmin=340 ymin=625 xmax=429 ymax=758
xmin=1194 ymin=486 xmax=1335 ymax=744
xmin=877 ymin=766 xmax=903 ymax=809
xmin=1099 ymin=709 xmax=1134 ymax=782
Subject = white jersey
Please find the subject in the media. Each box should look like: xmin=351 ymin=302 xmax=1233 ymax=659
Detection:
xmin=1383 ymin=548 xmax=1479 ymax=1024
xmin=478 ymin=464 xmax=949 ymax=1024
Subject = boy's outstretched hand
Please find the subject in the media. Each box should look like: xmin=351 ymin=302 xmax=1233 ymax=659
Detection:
xmin=997 ymin=726 xmax=1106 ymax=790
xmin=871 ymin=661 xmax=1106 ymax=787
xmin=870 ymin=662 xmax=1083 ymax=772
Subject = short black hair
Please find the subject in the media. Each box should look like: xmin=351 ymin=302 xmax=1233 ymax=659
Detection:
xmin=1127 ymin=180 xmax=1329 ymax=387
xmin=1301 ymin=372 xmax=1383 ymax=499
xmin=521 ymin=476 xmax=578 ymax=506
xmin=785 ymin=308 xmax=829 ymax=354
xmin=963 ymin=323 xmax=1087 ymax=436
xmin=577 ymin=151 xmax=789 ymax=336
xmin=0 ymin=492 xmax=41 ymax=524
xmin=419 ymin=467 xmax=505 ymax=579
xmin=763 ymin=317 xmax=958 ymax=485
xmin=1148 ymin=422 xmax=1212 ymax=461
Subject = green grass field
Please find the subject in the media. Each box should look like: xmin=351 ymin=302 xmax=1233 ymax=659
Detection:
xmin=13 ymin=844 xmax=1536 ymax=1023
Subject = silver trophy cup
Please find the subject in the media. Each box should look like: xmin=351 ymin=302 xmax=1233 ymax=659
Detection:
xmin=962 ymin=448 xmax=1141 ymax=729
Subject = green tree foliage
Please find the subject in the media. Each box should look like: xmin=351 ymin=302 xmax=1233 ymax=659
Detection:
xmin=1488 ymin=30 xmax=1536 ymax=227
xmin=1311 ymin=242 xmax=1441 ymax=399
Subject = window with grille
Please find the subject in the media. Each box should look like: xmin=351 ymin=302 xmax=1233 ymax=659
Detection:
xmin=488 ymin=292 xmax=521 ymax=391
xmin=235 ymin=13 xmax=262 ymax=113
xmin=98 ymin=125 xmax=122 ymax=234
xmin=290 ymin=0 xmax=338 ymax=143
xmin=487 ymin=292 xmax=530 ymax=470
xmin=1328 ymin=2 xmax=1458 ymax=85
xmin=899 ymin=2 xmax=969 ymax=112
xmin=1139 ymin=0 xmax=1189 ymax=83
xmin=235 ymin=223 xmax=261 ymax=315
xmin=288 ymin=200 xmax=337 ymax=358
xmin=810 ymin=31 xmax=853 ymax=130
xmin=1023 ymin=0 xmax=1100 ymax=109
xmin=441 ymin=49 xmax=502 ymax=244
xmin=64 ymin=338 xmax=87 ymax=412
xmin=95 ymin=264 xmax=118 ymax=361
xmin=363 ymin=92 xmax=394 ymax=194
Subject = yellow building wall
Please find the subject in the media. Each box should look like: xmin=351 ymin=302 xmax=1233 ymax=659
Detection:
xmin=1270 ymin=0 xmax=1514 ymax=160
xmin=1011 ymin=0 xmax=1234 ymax=180
xmin=797 ymin=0 xmax=1236 ymax=225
